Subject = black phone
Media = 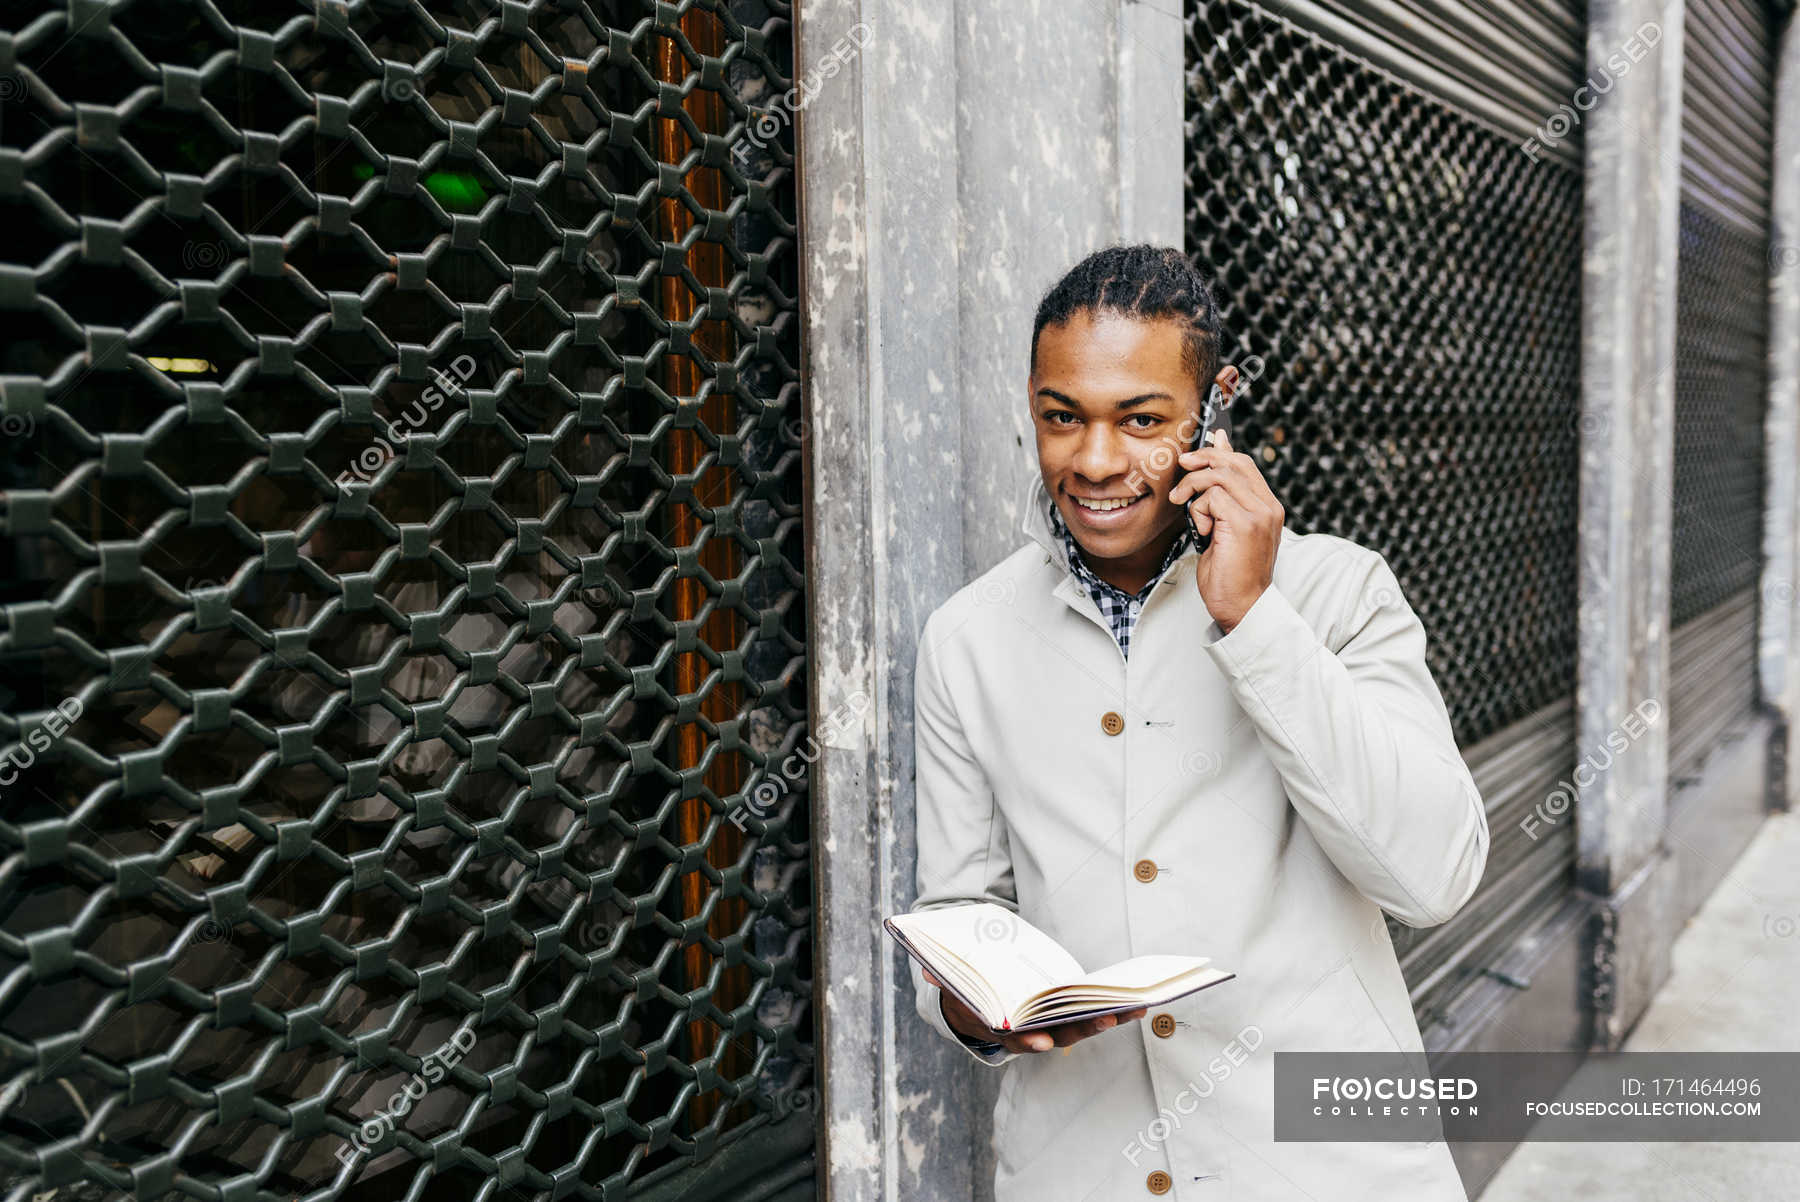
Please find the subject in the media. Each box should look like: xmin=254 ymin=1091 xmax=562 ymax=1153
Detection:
xmin=1185 ymin=383 xmax=1234 ymax=552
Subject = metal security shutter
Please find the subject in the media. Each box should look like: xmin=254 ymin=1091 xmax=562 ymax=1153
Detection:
xmin=1258 ymin=0 xmax=1588 ymax=162
xmin=1680 ymin=0 xmax=1780 ymax=234
xmin=0 ymin=3 xmax=814 ymax=1201
xmin=1668 ymin=0 xmax=1779 ymax=787
xmin=1184 ymin=0 xmax=1585 ymax=1047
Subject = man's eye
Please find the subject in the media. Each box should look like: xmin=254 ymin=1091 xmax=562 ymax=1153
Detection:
xmin=1046 ymin=412 xmax=1077 ymax=426
xmin=1125 ymin=414 xmax=1159 ymax=430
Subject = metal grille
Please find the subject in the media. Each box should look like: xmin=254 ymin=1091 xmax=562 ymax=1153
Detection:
xmin=1183 ymin=0 xmax=1586 ymax=1036
xmin=0 ymin=3 xmax=812 ymax=1200
xmin=1665 ymin=0 xmax=1778 ymax=781
xmin=1670 ymin=201 xmax=1769 ymax=631
xmin=1183 ymin=0 xmax=1583 ymax=750
xmin=1669 ymin=0 xmax=1775 ymax=634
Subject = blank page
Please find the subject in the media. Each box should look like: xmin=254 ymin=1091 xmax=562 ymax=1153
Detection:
xmin=1038 ymin=954 xmax=1213 ymax=996
xmin=893 ymin=904 xmax=1086 ymax=1017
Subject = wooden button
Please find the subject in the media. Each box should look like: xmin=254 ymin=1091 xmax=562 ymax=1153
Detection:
xmin=1146 ymin=1170 xmax=1172 ymax=1195
xmin=1151 ymin=1013 xmax=1176 ymax=1038
xmin=1133 ymin=859 xmax=1158 ymax=883
xmin=1101 ymin=711 xmax=1125 ymax=736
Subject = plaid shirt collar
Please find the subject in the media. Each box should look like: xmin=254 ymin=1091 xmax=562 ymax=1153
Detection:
xmin=1047 ymin=495 xmax=1193 ymax=661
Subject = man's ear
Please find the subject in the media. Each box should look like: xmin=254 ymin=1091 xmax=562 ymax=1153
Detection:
xmin=1213 ymin=364 xmax=1241 ymax=407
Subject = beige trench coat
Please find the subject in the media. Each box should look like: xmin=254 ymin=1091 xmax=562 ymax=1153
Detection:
xmin=908 ymin=476 xmax=1489 ymax=1201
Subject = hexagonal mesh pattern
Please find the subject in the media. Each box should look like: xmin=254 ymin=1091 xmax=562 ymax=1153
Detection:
xmin=0 ymin=2 xmax=812 ymax=1200
xmin=1183 ymin=0 xmax=1582 ymax=749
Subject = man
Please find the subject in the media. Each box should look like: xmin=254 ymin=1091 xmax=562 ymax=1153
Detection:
xmin=908 ymin=244 xmax=1489 ymax=1200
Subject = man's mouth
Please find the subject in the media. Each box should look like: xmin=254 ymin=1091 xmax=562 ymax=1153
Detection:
xmin=1070 ymin=493 xmax=1146 ymax=513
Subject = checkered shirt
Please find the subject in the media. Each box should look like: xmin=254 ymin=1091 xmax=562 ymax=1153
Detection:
xmin=1048 ymin=496 xmax=1194 ymax=661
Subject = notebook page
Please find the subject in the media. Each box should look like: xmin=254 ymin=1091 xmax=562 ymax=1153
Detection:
xmin=895 ymin=904 xmax=1086 ymax=1019
xmin=1012 ymin=965 xmax=1234 ymax=1028
xmin=1043 ymin=954 xmax=1212 ymax=995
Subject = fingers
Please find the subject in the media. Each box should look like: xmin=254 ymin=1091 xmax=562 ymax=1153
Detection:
xmin=1169 ymin=465 xmax=1224 ymax=508
xmin=999 ymin=1008 xmax=1157 ymax=1055
xmin=1002 ymin=1029 xmax=1056 ymax=1054
xmin=1188 ymin=482 xmax=1231 ymax=536
xmin=1188 ymin=495 xmax=1213 ymax=538
xmin=1019 ymin=1013 xmax=1123 ymax=1053
xmin=1060 ymin=1013 xmax=1119 ymax=1046
xmin=1178 ymin=427 xmax=1239 ymax=471
xmin=1172 ymin=439 xmax=1264 ymax=513
xmin=1173 ymin=466 xmax=1262 ymax=513
xmin=1194 ymin=486 xmax=1251 ymax=540
xmin=1174 ymin=446 xmax=1234 ymax=475
xmin=1177 ymin=429 xmax=1253 ymax=479
xmin=1176 ymin=460 xmax=1275 ymax=531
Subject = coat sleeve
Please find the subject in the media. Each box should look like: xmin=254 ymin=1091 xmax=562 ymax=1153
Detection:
xmin=908 ymin=608 xmax=1019 ymax=1066
xmin=1198 ymin=546 xmax=1489 ymax=927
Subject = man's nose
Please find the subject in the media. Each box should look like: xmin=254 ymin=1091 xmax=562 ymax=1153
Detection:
xmin=1071 ymin=426 xmax=1126 ymax=483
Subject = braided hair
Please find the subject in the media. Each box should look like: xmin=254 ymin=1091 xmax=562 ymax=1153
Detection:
xmin=1030 ymin=244 xmax=1222 ymax=397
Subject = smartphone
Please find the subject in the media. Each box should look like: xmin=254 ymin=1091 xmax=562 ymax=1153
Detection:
xmin=1184 ymin=383 xmax=1234 ymax=552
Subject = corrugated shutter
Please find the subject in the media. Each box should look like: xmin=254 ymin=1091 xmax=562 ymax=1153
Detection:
xmin=1267 ymin=0 xmax=1588 ymax=162
xmin=1668 ymin=0 xmax=1780 ymax=787
xmin=1681 ymin=0 xmax=1780 ymax=234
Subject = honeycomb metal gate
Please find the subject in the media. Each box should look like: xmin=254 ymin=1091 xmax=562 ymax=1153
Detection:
xmin=1183 ymin=0 xmax=1585 ymax=1039
xmin=0 ymin=2 xmax=814 ymax=1200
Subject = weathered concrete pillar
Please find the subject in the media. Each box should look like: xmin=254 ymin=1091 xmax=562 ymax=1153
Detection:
xmin=1761 ymin=9 xmax=1800 ymax=812
xmin=1576 ymin=0 xmax=1686 ymax=1051
xmin=1118 ymin=0 xmax=1186 ymax=246
xmin=797 ymin=1 xmax=1182 ymax=1197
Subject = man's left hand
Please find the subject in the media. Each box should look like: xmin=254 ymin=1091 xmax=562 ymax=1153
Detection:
xmin=1170 ymin=427 xmax=1283 ymax=634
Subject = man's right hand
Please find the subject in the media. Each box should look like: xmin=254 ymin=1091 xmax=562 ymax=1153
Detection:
xmin=924 ymin=970 xmax=1148 ymax=1054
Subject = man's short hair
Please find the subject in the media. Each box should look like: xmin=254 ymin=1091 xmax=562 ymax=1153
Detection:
xmin=1030 ymin=244 xmax=1222 ymax=399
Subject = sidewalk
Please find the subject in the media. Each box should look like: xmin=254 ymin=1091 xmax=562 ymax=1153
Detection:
xmin=1480 ymin=809 xmax=1800 ymax=1201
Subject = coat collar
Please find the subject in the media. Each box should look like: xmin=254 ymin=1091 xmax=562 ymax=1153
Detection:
xmin=1021 ymin=472 xmax=1069 ymax=571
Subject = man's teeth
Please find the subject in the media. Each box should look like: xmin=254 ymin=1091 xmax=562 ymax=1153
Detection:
xmin=1073 ymin=495 xmax=1141 ymax=512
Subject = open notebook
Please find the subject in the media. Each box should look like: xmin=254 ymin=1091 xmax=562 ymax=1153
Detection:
xmin=885 ymin=903 xmax=1235 ymax=1032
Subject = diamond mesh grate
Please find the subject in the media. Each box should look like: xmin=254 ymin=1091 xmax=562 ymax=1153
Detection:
xmin=0 ymin=2 xmax=812 ymax=1199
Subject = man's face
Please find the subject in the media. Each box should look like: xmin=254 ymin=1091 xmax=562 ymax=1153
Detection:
xmin=1030 ymin=310 xmax=1202 ymax=570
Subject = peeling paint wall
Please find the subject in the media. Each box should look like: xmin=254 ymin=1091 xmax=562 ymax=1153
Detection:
xmin=797 ymin=1 xmax=1182 ymax=1198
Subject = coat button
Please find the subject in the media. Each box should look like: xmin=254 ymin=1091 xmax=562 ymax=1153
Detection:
xmin=1101 ymin=711 xmax=1125 ymax=736
xmin=1151 ymin=1013 xmax=1176 ymax=1038
xmin=1133 ymin=859 xmax=1158 ymax=883
xmin=1146 ymin=1170 xmax=1172 ymax=1195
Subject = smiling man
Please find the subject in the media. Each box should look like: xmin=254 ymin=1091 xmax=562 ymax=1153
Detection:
xmin=907 ymin=244 xmax=1489 ymax=1200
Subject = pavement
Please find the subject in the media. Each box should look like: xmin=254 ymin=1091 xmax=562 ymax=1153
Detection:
xmin=1480 ymin=808 xmax=1800 ymax=1201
